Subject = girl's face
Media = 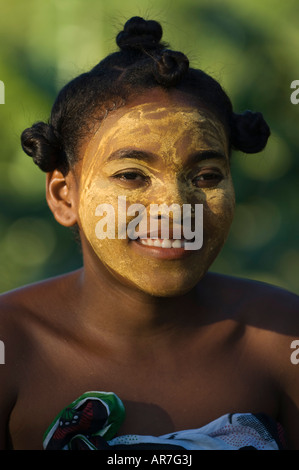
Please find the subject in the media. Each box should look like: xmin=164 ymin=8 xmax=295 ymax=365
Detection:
xmin=77 ymin=89 xmax=235 ymax=296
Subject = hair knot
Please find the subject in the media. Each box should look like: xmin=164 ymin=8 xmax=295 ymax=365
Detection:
xmin=21 ymin=122 xmax=67 ymax=172
xmin=230 ymin=110 xmax=270 ymax=153
xmin=116 ymin=16 xmax=164 ymax=51
xmin=153 ymin=49 xmax=189 ymax=87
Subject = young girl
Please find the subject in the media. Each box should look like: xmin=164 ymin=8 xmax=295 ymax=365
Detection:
xmin=0 ymin=16 xmax=298 ymax=450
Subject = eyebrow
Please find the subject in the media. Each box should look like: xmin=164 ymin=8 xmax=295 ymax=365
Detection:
xmin=105 ymin=149 xmax=158 ymax=164
xmin=105 ymin=148 xmax=227 ymax=165
xmin=187 ymin=150 xmax=227 ymax=164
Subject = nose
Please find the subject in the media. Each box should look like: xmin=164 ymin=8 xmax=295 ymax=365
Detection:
xmin=150 ymin=179 xmax=187 ymax=208
xmin=150 ymin=177 xmax=202 ymax=214
xmin=146 ymin=180 xmax=198 ymax=237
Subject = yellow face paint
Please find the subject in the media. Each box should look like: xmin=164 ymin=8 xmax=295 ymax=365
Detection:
xmin=78 ymin=92 xmax=235 ymax=296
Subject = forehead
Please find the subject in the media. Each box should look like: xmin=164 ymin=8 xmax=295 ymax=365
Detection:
xmin=81 ymin=91 xmax=229 ymax=166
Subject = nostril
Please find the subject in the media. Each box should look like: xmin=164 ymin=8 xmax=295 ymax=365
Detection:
xmin=152 ymin=213 xmax=177 ymax=220
xmin=150 ymin=212 xmax=169 ymax=220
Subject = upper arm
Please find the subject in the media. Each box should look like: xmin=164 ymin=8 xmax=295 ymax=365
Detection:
xmin=278 ymin=339 xmax=299 ymax=449
xmin=244 ymin=283 xmax=299 ymax=449
xmin=0 ymin=308 xmax=20 ymax=449
xmin=268 ymin=293 xmax=299 ymax=449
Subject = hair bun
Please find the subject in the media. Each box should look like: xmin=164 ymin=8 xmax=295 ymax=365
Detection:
xmin=21 ymin=122 xmax=66 ymax=172
xmin=230 ymin=110 xmax=270 ymax=153
xmin=154 ymin=50 xmax=189 ymax=87
xmin=116 ymin=16 xmax=164 ymax=51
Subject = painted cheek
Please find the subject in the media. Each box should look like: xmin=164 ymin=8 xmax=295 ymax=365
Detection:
xmin=202 ymin=180 xmax=235 ymax=251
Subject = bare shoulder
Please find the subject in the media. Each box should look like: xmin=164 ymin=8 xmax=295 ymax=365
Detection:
xmin=206 ymin=272 xmax=299 ymax=448
xmin=0 ymin=270 xmax=75 ymax=350
xmin=0 ymin=269 xmax=82 ymax=334
xmin=206 ymin=272 xmax=299 ymax=368
xmin=205 ymin=271 xmax=299 ymax=330
xmin=0 ymin=269 xmax=82 ymax=387
xmin=0 ymin=270 xmax=82 ymax=449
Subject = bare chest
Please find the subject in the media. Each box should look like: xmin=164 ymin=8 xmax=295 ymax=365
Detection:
xmin=8 ymin=331 xmax=279 ymax=449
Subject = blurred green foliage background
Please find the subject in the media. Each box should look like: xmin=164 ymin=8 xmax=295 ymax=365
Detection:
xmin=0 ymin=0 xmax=298 ymax=295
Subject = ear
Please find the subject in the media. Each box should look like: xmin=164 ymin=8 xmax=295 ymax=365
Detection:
xmin=46 ymin=169 xmax=78 ymax=227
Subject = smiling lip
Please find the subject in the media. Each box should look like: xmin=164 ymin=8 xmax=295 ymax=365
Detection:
xmin=130 ymin=237 xmax=195 ymax=260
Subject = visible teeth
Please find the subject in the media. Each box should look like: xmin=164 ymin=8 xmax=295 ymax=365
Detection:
xmin=140 ymin=239 xmax=152 ymax=246
xmin=162 ymin=239 xmax=172 ymax=248
xmin=140 ymin=238 xmax=184 ymax=248
xmin=172 ymin=239 xmax=183 ymax=248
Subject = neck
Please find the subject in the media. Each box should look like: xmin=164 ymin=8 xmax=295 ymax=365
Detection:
xmin=73 ymin=256 xmax=204 ymax=345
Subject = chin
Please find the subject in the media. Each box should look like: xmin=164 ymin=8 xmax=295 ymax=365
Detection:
xmin=130 ymin=274 xmax=203 ymax=298
xmin=147 ymin=285 xmax=197 ymax=298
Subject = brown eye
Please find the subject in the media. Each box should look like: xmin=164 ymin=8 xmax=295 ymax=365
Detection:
xmin=192 ymin=171 xmax=223 ymax=188
xmin=112 ymin=171 xmax=149 ymax=186
xmin=118 ymin=172 xmax=141 ymax=181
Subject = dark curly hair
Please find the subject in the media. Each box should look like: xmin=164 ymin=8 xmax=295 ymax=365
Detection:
xmin=21 ymin=16 xmax=270 ymax=175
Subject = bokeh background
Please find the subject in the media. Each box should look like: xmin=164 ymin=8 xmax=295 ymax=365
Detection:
xmin=0 ymin=0 xmax=298 ymax=295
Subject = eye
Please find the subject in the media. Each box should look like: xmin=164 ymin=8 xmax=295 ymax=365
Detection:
xmin=192 ymin=170 xmax=223 ymax=188
xmin=112 ymin=171 xmax=150 ymax=186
